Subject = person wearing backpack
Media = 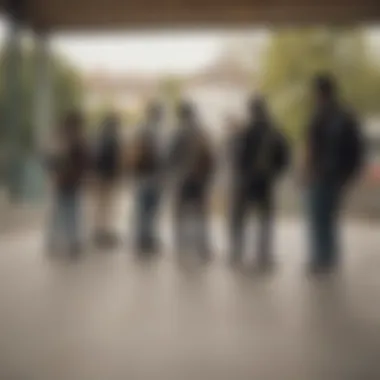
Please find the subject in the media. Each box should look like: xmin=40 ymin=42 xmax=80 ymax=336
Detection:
xmin=46 ymin=111 xmax=89 ymax=256
xmin=93 ymin=113 xmax=122 ymax=247
xmin=229 ymin=97 xmax=289 ymax=269
xmin=169 ymin=102 xmax=215 ymax=260
xmin=303 ymin=74 xmax=364 ymax=273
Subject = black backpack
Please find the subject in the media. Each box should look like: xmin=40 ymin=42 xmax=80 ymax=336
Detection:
xmin=324 ymin=110 xmax=364 ymax=184
xmin=95 ymin=134 xmax=119 ymax=179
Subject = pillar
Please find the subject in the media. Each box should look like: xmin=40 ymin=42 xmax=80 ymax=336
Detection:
xmin=2 ymin=5 xmax=24 ymax=201
xmin=24 ymin=30 xmax=53 ymax=200
xmin=34 ymin=31 xmax=53 ymax=149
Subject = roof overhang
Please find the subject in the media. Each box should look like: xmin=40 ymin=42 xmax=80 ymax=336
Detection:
xmin=1 ymin=0 xmax=379 ymax=31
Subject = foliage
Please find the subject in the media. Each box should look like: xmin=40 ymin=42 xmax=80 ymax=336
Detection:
xmin=159 ymin=76 xmax=183 ymax=108
xmin=0 ymin=46 xmax=83 ymax=150
xmin=259 ymin=28 xmax=380 ymax=143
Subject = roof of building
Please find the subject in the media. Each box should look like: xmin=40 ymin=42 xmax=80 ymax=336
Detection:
xmin=1 ymin=0 xmax=379 ymax=30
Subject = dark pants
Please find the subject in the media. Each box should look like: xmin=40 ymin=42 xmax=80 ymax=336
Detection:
xmin=48 ymin=190 xmax=81 ymax=251
xmin=174 ymin=181 xmax=210 ymax=254
xmin=307 ymin=181 xmax=342 ymax=268
xmin=135 ymin=181 xmax=160 ymax=250
xmin=230 ymin=185 xmax=273 ymax=263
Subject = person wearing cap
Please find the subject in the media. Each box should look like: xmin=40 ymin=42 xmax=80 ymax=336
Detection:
xmin=303 ymin=73 xmax=364 ymax=273
xmin=229 ymin=96 xmax=289 ymax=269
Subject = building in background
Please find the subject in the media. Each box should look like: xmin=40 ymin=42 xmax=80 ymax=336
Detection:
xmin=84 ymin=54 xmax=253 ymax=139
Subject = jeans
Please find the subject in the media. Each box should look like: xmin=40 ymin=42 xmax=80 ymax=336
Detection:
xmin=135 ymin=181 xmax=160 ymax=249
xmin=94 ymin=180 xmax=116 ymax=234
xmin=230 ymin=188 xmax=273 ymax=263
xmin=174 ymin=183 xmax=210 ymax=253
xmin=48 ymin=190 xmax=81 ymax=250
xmin=307 ymin=181 xmax=341 ymax=267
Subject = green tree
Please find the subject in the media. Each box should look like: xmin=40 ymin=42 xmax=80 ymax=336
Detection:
xmin=0 ymin=46 xmax=83 ymax=199
xmin=159 ymin=75 xmax=183 ymax=112
xmin=259 ymin=28 xmax=380 ymax=143
xmin=0 ymin=47 xmax=83 ymax=151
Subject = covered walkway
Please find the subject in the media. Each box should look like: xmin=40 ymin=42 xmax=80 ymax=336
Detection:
xmin=0 ymin=0 xmax=380 ymax=198
xmin=0 ymin=1 xmax=379 ymax=379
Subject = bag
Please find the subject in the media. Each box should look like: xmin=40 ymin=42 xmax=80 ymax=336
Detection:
xmin=254 ymin=129 xmax=289 ymax=179
xmin=134 ymin=130 xmax=159 ymax=176
xmin=183 ymin=130 xmax=214 ymax=183
xmin=58 ymin=142 xmax=88 ymax=189
xmin=325 ymin=111 xmax=363 ymax=184
xmin=95 ymin=135 xmax=119 ymax=179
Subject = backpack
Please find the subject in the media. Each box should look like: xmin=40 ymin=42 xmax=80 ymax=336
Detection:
xmin=58 ymin=141 xmax=88 ymax=189
xmin=324 ymin=110 xmax=363 ymax=184
xmin=252 ymin=127 xmax=289 ymax=180
xmin=176 ymin=127 xmax=214 ymax=184
xmin=95 ymin=134 xmax=119 ymax=179
xmin=133 ymin=127 xmax=160 ymax=176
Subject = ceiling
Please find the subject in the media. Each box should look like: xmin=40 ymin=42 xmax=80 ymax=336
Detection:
xmin=1 ymin=0 xmax=379 ymax=30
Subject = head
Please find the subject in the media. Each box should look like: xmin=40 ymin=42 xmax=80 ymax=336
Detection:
xmin=177 ymin=101 xmax=195 ymax=125
xmin=313 ymin=73 xmax=337 ymax=108
xmin=146 ymin=102 xmax=164 ymax=124
xmin=102 ymin=113 xmax=120 ymax=135
xmin=61 ymin=110 xmax=84 ymax=141
xmin=248 ymin=96 xmax=269 ymax=124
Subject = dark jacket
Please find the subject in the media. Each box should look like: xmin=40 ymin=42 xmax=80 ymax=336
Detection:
xmin=169 ymin=124 xmax=214 ymax=189
xmin=94 ymin=132 xmax=120 ymax=181
xmin=55 ymin=140 xmax=88 ymax=193
xmin=307 ymin=105 xmax=364 ymax=185
xmin=133 ymin=123 xmax=162 ymax=179
xmin=234 ymin=120 xmax=289 ymax=196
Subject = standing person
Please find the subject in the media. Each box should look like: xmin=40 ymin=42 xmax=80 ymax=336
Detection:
xmin=229 ymin=97 xmax=289 ymax=269
xmin=131 ymin=103 xmax=165 ymax=254
xmin=303 ymin=74 xmax=364 ymax=273
xmin=46 ymin=111 xmax=88 ymax=256
xmin=92 ymin=113 xmax=122 ymax=247
xmin=169 ymin=102 xmax=215 ymax=260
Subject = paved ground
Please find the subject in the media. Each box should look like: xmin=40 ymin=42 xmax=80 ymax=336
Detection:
xmin=0 ymin=217 xmax=379 ymax=380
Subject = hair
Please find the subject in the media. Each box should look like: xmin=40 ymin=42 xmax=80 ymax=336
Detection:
xmin=313 ymin=73 xmax=337 ymax=98
xmin=147 ymin=102 xmax=163 ymax=120
xmin=177 ymin=101 xmax=194 ymax=120
xmin=63 ymin=109 xmax=83 ymax=127
xmin=248 ymin=95 xmax=269 ymax=123
xmin=102 ymin=112 xmax=119 ymax=129
xmin=61 ymin=109 xmax=84 ymax=137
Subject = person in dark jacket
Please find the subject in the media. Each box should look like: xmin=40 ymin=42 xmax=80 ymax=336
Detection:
xmin=131 ymin=103 xmax=165 ymax=254
xmin=93 ymin=113 xmax=122 ymax=247
xmin=47 ymin=111 xmax=88 ymax=255
xmin=169 ymin=102 xmax=215 ymax=259
xmin=229 ymin=97 xmax=289 ymax=268
xmin=303 ymin=74 xmax=364 ymax=273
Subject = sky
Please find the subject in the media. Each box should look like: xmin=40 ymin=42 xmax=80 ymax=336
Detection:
xmin=52 ymin=32 xmax=227 ymax=75
xmin=0 ymin=17 xmax=266 ymax=75
xmin=50 ymin=30 xmax=268 ymax=75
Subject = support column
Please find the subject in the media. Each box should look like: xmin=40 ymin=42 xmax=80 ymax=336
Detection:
xmin=34 ymin=31 xmax=53 ymax=149
xmin=25 ymin=31 xmax=53 ymax=200
xmin=3 ymin=11 xmax=24 ymax=201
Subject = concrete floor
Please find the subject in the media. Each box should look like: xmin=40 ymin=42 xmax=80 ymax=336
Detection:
xmin=0 ymin=218 xmax=379 ymax=380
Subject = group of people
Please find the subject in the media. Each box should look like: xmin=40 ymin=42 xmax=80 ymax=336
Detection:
xmin=46 ymin=73 xmax=364 ymax=273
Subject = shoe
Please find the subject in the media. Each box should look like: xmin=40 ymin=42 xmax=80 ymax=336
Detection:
xmin=69 ymin=243 xmax=83 ymax=258
xmin=257 ymin=257 xmax=275 ymax=273
xmin=200 ymin=247 xmax=212 ymax=262
xmin=229 ymin=252 xmax=242 ymax=266
xmin=307 ymin=261 xmax=336 ymax=275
